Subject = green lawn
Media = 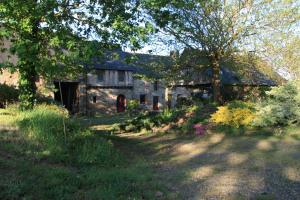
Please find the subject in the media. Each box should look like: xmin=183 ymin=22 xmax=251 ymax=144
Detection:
xmin=1 ymin=112 xmax=300 ymax=199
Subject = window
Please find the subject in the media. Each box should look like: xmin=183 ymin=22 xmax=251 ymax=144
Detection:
xmin=118 ymin=71 xmax=125 ymax=82
xmin=96 ymin=70 xmax=105 ymax=82
xmin=140 ymin=94 xmax=146 ymax=104
xmin=154 ymin=80 xmax=158 ymax=91
xmin=92 ymin=96 xmax=97 ymax=103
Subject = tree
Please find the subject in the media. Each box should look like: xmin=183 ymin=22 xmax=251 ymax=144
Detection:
xmin=144 ymin=0 xmax=299 ymax=103
xmin=0 ymin=0 xmax=151 ymax=110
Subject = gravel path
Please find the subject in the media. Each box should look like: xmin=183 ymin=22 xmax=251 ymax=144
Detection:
xmin=120 ymin=133 xmax=300 ymax=200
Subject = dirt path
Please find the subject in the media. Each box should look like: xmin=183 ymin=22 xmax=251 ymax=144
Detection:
xmin=115 ymin=132 xmax=300 ymax=200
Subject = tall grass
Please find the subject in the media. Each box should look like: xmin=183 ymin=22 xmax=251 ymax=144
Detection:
xmin=2 ymin=104 xmax=121 ymax=165
xmin=0 ymin=104 xmax=166 ymax=199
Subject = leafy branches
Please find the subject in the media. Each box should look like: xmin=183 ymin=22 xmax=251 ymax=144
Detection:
xmin=0 ymin=0 xmax=152 ymax=109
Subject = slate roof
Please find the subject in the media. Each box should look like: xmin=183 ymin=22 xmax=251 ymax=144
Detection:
xmin=84 ymin=48 xmax=280 ymax=86
xmin=177 ymin=49 xmax=281 ymax=86
xmin=85 ymin=50 xmax=172 ymax=79
xmin=93 ymin=60 xmax=137 ymax=71
xmin=192 ymin=66 xmax=277 ymax=86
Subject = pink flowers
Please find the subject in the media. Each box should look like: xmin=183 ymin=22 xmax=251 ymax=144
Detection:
xmin=193 ymin=124 xmax=208 ymax=135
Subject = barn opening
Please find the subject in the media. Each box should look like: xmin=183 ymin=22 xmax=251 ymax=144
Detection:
xmin=54 ymin=81 xmax=79 ymax=113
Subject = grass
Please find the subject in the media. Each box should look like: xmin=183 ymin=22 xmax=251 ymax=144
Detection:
xmin=1 ymin=106 xmax=300 ymax=199
xmin=0 ymin=106 xmax=165 ymax=200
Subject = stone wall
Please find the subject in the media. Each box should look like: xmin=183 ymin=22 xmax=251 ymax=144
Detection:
xmin=0 ymin=39 xmax=19 ymax=86
xmin=0 ymin=70 xmax=19 ymax=86
xmin=168 ymin=86 xmax=192 ymax=107
xmin=81 ymin=78 xmax=168 ymax=114
xmin=133 ymin=79 xmax=166 ymax=110
xmin=86 ymin=87 xmax=134 ymax=114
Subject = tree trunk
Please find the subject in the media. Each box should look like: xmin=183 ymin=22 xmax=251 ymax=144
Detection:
xmin=19 ymin=63 xmax=37 ymax=110
xmin=19 ymin=15 xmax=40 ymax=110
xmin=210 ymin=53 xmax=222 ymax=104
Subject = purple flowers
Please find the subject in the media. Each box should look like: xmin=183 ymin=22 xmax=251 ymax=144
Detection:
xmin=193 ymin=124 xmax=208 ymax=135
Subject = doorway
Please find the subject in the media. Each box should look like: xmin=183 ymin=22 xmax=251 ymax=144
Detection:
xmin=54 ymin=81 xmax=79 ymax=113
xmin=116 ymin=94 xmax=126 ymax=112
xmin=153 ymin=96 xmax=159 ymax=110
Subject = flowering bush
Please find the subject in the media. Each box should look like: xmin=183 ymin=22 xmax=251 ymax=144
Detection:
xmin=210 ymin=101 xmax=255 ymax=127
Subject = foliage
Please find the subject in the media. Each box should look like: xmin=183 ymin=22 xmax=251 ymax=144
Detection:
xmin=253 ymin=81 xmax=300 ymax=127
xmin=180 ymin=104 xmax=207 ymax=133
xmin=176 ymin=96 xmax=194 ymax=108
xmin=144 ymin=0 xmax=299 ymax=102
xmin=126 ymin=99 xmax=141 ymax=114
xmin=120 ymin=108 xmax=185 ymax=132
xmin=0 ymin=83 xmax=19 ymax=107
xmin=3 ymin=104 xmax=121 ymax=165
xmin=0 ymin=0 xmax=153 ymax=109
xmin=210 ymin=101 xmax=255 ymax=128
xmin=0 ymin=108 xmax=165 ymax=200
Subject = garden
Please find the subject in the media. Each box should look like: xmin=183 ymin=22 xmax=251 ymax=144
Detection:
xmin=1 ymin=0 xmax=300 ymax=199
xmin=118 ymin=80 xmax=300 ymax=137
xmin=0 ymin=81 xmax=300 ymax=199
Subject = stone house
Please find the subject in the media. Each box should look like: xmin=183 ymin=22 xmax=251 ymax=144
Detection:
xmin=0 ymin=37 xmax=169 ymax=114
xmin=1 ymin=39 xmax=283 ymax=113
xmin=54 ymin=55 xmax=168 ymax=114
xmin=51 ymin=50 xmax=171 ymax=114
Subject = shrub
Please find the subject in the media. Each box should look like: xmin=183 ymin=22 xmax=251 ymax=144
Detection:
xmin=0 ymin=83 xmax=19 ymax=107
xmin=210 ymin=101 xmax=255 ymax=128
xmin=119 ymin=108 xmax=186 ymax=133
xmin=253 ymin=81 xmax=300 ymax=127
xmin=176 ymin=97 xmax=193 ymax=108
xmin=126 ymin=100 xmax=140 ymax=114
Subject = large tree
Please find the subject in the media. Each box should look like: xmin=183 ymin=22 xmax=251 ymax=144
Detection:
xmin=144 ymin=0 xmax=299 ymax=103
xmin=0 ymin=0 xmax=151 ymax=110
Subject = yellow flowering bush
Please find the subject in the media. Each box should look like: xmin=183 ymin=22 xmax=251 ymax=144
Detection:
xmin=210 ymin=101 xmax=255 ymax=127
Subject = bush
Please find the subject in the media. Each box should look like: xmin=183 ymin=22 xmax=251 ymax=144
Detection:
xmin=176 ymin=97 xmax=193 ymax=108
xmin=0 ymin=83 xmax=19 ymax=107
xmin=253 ymin=81 xmax=300 ymax=127
xmin=119 ymin=108 xmax=186 ymax=133
xmin=126 ymin=100 xmax=140 ymax=114
xmin=210 ymin=101 xmax=255 ymax=128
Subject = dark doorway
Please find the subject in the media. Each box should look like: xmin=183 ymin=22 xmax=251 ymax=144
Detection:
xmin=116 ymin=94 xmax=126 ymax=112
xmin=54 ymin=81 xmax=79 ymax=113
xmin=140 ymin=94 xmax=146 ymax=104
xmin=153 ymin=96 xmax=159 ymax=110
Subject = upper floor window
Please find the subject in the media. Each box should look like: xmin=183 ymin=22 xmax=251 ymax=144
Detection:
xmin=118 ymin=71 xmax=125 ymax=82
xmin=96 ymin=70 xmax=105 ymax=82
xmin=154 ymin=80 xmax=159 ymax=91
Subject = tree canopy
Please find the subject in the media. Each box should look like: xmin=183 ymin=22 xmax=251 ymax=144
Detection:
xmin=0 ymin=0 xmax=153 ymax=109
xmin=143 ymin=0 xmax=300 ymax=102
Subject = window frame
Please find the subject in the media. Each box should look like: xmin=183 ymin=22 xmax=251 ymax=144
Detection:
xmin=96 ymin=70 xmax=105 ymax=83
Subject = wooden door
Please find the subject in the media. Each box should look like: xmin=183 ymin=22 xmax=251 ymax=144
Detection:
xmin=117 ymin=94 xmax=126 ymax=112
